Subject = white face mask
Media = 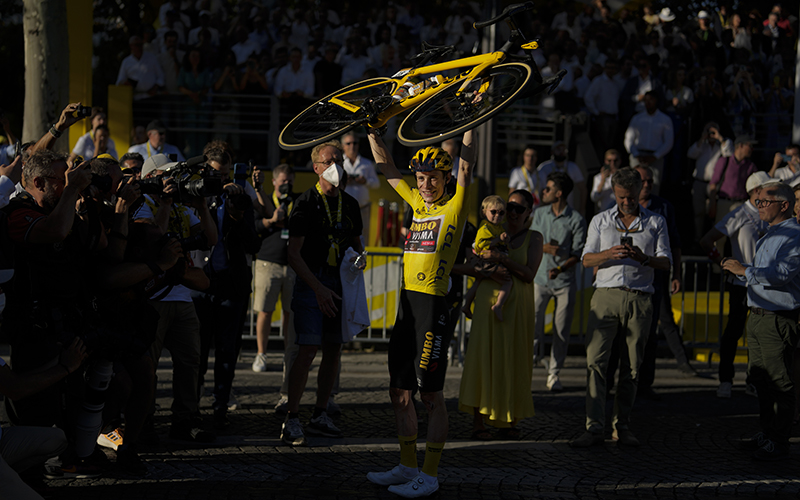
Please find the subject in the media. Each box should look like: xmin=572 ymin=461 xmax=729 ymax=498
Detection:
xmin=321 ymin=162 xmax=345 ymax=187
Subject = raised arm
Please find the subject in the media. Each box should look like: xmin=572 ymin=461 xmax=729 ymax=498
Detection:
xmin=366 ymin=128 xmax=403 ymax=189
xmin=458 ymin=129 xmax=475 ymax=188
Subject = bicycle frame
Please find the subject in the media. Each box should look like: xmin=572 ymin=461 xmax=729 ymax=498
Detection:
xmin=328 ymin=50 xmax=510 ymax=129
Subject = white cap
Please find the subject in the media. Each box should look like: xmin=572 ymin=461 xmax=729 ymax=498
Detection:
xmin=698 ymin=10 xmax=710 ymax=19
xmin=659 ymin=8 xmax=676 ymax=22
xmin=141 ymin=153 xmax=177 ymax=178
xmin=746 ymin=171 xmax=779 ymax=193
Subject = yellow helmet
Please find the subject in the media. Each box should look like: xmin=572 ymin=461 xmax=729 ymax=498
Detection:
xmin=409 ymin=146 xmax=453 ymax=172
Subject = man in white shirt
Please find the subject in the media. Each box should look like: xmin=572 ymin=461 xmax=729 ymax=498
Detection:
xmin=116 ymin=36 xmax=165 ymax=101
xmin=341 ymin=131 xmax=379 ymax=242
xmin=624 ymin=91 xmax=673 ymax=194
xmin=127 ymin=120 xmax=185 ymax=162
xmin=508 ymin=146 xmax=540 ymax=207
xmin=768 ymin=144 xmax=800 ymax=182
xmin=71 ymin=108 xmax=119 ymax=160
xmin=537 ymin=141 xmax=586 ymax=215
xmin=590 ymin=149 xmax=622 ymax=212
xmin=231 ymin=26 xmax=261 ymax=66
xmin=585 ymin=60 xmax=620 ymax=162
xmin=687 ymin=122 xmax=733 ymax=241
xmin=274 ymin=48 xmax=315 ymax=100
xmin=700 ymin=172 xmax=774 ymax=399
xmin=571 ymin=167 xmax=671 ymax=448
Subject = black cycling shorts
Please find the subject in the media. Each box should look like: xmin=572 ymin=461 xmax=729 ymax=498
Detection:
xmin=388 ymin=289 xmax=453 ymax=392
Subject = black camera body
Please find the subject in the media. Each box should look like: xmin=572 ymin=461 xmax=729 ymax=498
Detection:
xmin=139 ymin=155 xmax=224 ymax=202
xmin=74 ymin=105 xmax=92 ymax=118
xmin=620 ymin=236 xmax=633 ymax=246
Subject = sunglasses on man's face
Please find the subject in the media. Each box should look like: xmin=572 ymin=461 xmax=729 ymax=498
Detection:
xmin=506 ymin=202 xmax=528 ymax=214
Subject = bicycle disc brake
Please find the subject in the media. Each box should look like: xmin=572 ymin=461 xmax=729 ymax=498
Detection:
xmin=362 ymin=95 xmax=394 ymax=124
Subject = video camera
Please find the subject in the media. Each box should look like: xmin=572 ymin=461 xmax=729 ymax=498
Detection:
xmin=139 ymin=155 xmax=224 ymax=202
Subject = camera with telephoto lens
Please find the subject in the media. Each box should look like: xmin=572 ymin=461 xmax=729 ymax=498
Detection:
xmin=138 ymin=155 xmax=224 ymax=202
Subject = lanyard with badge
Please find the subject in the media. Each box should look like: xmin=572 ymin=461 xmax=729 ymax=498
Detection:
xmin=146 ymin=141 xmax=163 ymax=158
xmin=273 ymin=191 xmax=293 ymax=240
xmin=316 ymin=182 xmax=342 ymax=266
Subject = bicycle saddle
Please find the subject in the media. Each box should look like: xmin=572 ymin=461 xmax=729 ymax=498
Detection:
xmin=410 ymin=41 xmax=455 ymax=67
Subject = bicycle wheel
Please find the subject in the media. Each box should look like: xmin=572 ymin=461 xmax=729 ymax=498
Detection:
xmin=279 ymin=78 xmax=398 ymax=151
xmin=396 ymin=62 xmax=533 ymax=148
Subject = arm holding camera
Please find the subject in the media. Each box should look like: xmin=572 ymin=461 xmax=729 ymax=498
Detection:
xmin=29 ymin=103 xmax=87 ymax=154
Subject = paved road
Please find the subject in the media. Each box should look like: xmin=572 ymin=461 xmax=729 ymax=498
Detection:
xmin=9 ymin=350 xmax=800 ymax=499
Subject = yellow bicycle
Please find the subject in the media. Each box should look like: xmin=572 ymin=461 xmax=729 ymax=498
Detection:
xmin=279 ymin=1 xmax=565 ymax=151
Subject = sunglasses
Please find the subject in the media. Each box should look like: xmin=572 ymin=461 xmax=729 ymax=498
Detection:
xmin=506 ymin=202 xmax=528 ymax=214
xmin=755 ymin=199 xmax=783 ymax=207
xmin=488 ymin=209 xmax=505 ymax=216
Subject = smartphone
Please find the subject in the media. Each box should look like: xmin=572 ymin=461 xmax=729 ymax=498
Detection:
xmin=620 ymin=236 xmax=633 ymax=246
xmin=781 ymin=153 xmax=792 ymax=162
xmin=550 ymin=239 xmax=559 ymax=246
xmin=233 ymin=162 xmax=248 ymax=187
xmin=13 ymin=141 xmax=21 ymax=159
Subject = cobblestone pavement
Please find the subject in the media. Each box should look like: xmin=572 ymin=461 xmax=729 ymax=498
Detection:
xmin=9 ymin=349 xmax=800 ymax=499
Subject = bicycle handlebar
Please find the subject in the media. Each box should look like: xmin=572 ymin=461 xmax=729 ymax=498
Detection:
xmin=473 ymin=2 xmax=534 ymax=30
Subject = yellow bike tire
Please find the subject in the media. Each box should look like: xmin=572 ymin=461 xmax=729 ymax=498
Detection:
xmin=396 ymin=62 xmax=534 ymax=148
xmin=278 ymin=78 xmax=398 ymax=151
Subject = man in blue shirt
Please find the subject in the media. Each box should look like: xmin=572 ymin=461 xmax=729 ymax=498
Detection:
xmin=722 ymin=181 xmax=800 ymax=461
xmin=530 ymin=172 xmax=586 ymax=391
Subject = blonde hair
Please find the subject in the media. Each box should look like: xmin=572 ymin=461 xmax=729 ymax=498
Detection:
xmin=311 ymin=140 xmax=343 ymax=163
xmin=481 ymin=195 xmax=505 ymax=218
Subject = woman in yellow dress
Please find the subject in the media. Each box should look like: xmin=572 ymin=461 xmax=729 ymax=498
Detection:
xmin=458 ymin=189 xmax=543 ymax=439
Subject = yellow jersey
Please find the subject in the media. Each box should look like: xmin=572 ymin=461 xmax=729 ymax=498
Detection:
xmin=397 ymin=179 xmax=469 ymax=296
xmin=475 ymin=220 xmax=505 ymax=253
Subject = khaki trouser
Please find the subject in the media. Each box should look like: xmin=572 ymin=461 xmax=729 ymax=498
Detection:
xmin=585 ymin=287 xmax=653 ymax=433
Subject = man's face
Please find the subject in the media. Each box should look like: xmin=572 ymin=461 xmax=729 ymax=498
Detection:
xmin=787 ymin=146 xmax=800 ymax=165
xmin=757 ymin=187 xmax=788 ymax=224
xmin=130 ymin=39 xmax=143 ymax=58
xmin=122 ymin=159 xmax=143 ymax=180
xmin=541 ymin=180 xmax=559 ymax=204
xmin=96 ymin=128 xmax=109 ymax=150
xmin=148 ymin=130 xmax=165 ymax=148
xmin=313 ymin=146 xmax=344 ymax=177
xmin=272 ymin=172 xmax=293 ymax=191
xmin=614 ymin=185 xmax=641 ymax=215
xmin=737 ymin=142 xmax=753 ymax=158
xmin=41 ymin=161 xmax=68 ymax=211
xmin=342 ymin=136 xmax=358 ymax=158
xmin=523 ymin=148 xmax=537 ymax=168
xmin=208 ymin=159 xmax=231 ymax=179
xmin=636 ymin=167 xmax=653 ymax=200
xmin=644 ymin=94 xmax=658 ymax=114
xmin=415 ymin=170 xmax=448 ymax=204
xmin=605 ymin=152 xmax=620 ymax=170
xmin=92 ymin=113 xmax=106 ymax=130
xmin=553 ymin=143 xmax=567 ymax=158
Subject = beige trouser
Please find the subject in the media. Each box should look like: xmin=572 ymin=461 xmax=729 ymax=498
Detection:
xmin=585 ymin=287 xmax=653 ymax=433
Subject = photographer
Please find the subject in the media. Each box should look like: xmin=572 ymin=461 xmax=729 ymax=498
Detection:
xmin=2 ymin=150 xmax=110 ymax=476
xmin=571 ymin=167 xmax=671 ymax=449
xmin=71 ymin=107 xmax=118 ymax=160
xmin=131 ymin=153 xmax=216 ymax=442
xmin=193 ymin=147 xmax=261 ymax=428
xmin=251 ymin=165 xmax=297 ymax=408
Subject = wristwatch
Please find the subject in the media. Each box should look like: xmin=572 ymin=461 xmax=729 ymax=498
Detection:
xmin=642 ymin=255 xmax=650 ymax=267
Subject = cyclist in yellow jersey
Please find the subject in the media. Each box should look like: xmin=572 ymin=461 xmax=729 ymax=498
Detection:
xmin=366 ymin=127 xmax=474 ymax=498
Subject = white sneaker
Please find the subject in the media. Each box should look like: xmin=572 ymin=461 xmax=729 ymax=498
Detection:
xmin=717 ymin=382 xmax=732 ymax=398
xmin=211 ymin=391 xmax=238 ymax=411
xmin=97 ymin=428 xmax=124 ymax=450
xmin=252 ymin=353 xmax=268 ymax=372
xmin=387 ymin=472 xmax=439 ymax=498
xmin=546 ymin=375 xmax=563 ymax=392
xmin=366 ymin=464 xmax=418 ymax=486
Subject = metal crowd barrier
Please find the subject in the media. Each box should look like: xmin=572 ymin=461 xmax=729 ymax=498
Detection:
xmin=243 ymin=254 xmax=728 ymax=364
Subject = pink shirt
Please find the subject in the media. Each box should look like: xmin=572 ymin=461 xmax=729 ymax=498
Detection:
xmin=710 ymin=155 xmax=757 ymax=200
